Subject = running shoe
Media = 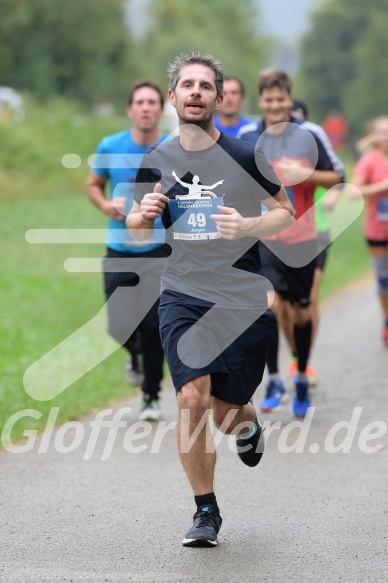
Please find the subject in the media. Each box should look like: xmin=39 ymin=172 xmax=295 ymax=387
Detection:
xmin=259 ymin=379 xmax=287 ymax=412
xmin=182 ymin=505 xmax=222 ymax=547
xmin=306 ymin=364 xmax=317 ymax=387
xmin=288 ymin=359 xmax=317 ymax=387
xmin=288 ymin=357 xmax=298 ymax=380
xmin=236 ymin=419 xmax=265 ymax=467
xmin=125 ymin=357 xmax=144 ymax=386
xmin=138 ymin=396 xmax=162 ymax=421
xmin=291 ymin=376 xmax=311 ymax=418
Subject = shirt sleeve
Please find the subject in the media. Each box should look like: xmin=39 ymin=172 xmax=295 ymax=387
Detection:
xmin=309 ymin=126 xmax=345 ymax=181
xmin=253 ymin=145 xmax=281 ymax=197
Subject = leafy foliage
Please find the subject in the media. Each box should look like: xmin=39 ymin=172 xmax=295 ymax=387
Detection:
xmin=0 ymin=0 xmax=268 ymax=111
xmin=0 ymin=0 xmax=133 ymax=104
xmin=296 ymin=0 xmax=388 ymax=133
xmin=127 ymin=0 xmax=268 ymax=110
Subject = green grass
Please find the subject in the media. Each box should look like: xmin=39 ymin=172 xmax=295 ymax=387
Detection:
xmin=0 ymin=100 xmax=370 ymax=446
xmin=0 ymin=97 xmax=143 ymax=447
xmin=320 ymin=199 xmax=370 ymax=299
xmin=1 ymin=208 xmax=138 ymax=447
xmin=319 ymin=150 xmax=370 ymax=298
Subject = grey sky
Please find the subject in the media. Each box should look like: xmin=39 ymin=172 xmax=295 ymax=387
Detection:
xmin=260 ymin=0 xmax=319 ymax=41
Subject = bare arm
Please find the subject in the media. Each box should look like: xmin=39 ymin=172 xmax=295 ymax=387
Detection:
xmin=307 ymin=169 xmax=341 ymax=189
xmin=86 ymin=170 xmax=126 ymax=219
xmin=210 ymin=186 xmax=294 ymax=240
xmin=322 ymin=184 xmax=342 ymax=211
xmin=252 ymin=187 xmax=295 ymax=237
xmin=126 ymin=183 xmax=169 ymax=241
xmin=280 ymin=159 xmax=341 ymax=190
xmin=350 ymin=175 xmax=388 ymax=198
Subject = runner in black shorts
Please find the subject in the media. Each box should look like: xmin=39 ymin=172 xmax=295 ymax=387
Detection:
xmin=259 ymin=240 xmax=317 ymax=306
xmin=239 ymin=69 xmax=344 ymax=417
xmin=286 ymin=100 xmax=342 ymax=384
xmin=126 ymin=53 xmax=293 ymax=547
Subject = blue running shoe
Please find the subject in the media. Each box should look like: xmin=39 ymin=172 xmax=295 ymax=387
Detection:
xmin=292 ymin=376 xmax=311 ymax=418
xmin=259 ymin=379 xmax=287 ymax=413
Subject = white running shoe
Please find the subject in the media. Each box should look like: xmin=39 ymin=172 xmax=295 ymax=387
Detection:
xmin=125 ymin=358 xmax=144 ymax=386
xmin=138 ymin=397 xmax=162 ymax=422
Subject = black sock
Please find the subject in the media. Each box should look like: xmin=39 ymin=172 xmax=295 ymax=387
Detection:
xmin=194 ymin=493 xmax=219 ymax=514
xmin=266 ymin=326 xmax=279 ymax=375
xmin=294 ymin=320 xmax=312 ymax=373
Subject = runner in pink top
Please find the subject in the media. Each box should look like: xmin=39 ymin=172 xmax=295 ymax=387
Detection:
xmin=351 ymin=116 xmax=388 ymax=346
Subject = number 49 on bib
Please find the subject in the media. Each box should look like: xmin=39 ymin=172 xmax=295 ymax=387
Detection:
xmin=187 ymin=212 xmax=207 ymax=228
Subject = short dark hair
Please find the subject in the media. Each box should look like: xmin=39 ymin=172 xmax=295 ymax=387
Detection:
xmin=168 ymin=52 xmax=224 ymax=97
xmin=292 ymin=99 xmax=309 ymax=120
xmin=258 ymin=68 xmax=292 ymax=95
xmin=128 ymin=81 xmax=164 ymax=108
xmin=224 ymin=75 xmax=245 ymax=97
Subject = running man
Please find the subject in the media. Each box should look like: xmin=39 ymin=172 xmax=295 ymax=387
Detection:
xmin=214 ymin=76 xmax=250 ymax=137
xmin=127 ymin=53 xmax=293 ymax=547
xmin=350 ymin=116 xmax=388 ymax=346
xmin=238 ymin=69 xmax=344 ymax=417
xmin=287 ymin=99 xmax=342 ymax=382
xmin=87 ymin=81 xmax=168 ymax=421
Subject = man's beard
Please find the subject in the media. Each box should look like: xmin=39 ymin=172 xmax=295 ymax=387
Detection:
xmin=178 ymin=111 xmax=214 ymax=132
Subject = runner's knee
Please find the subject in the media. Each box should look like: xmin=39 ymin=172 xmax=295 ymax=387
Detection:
xmin=178 ymin=378 xmax=211 ymax=419
xmin=291 ymin=303 xmax=311 ymax=325
xmin=371 ymin=256 xmax=388 ymax=292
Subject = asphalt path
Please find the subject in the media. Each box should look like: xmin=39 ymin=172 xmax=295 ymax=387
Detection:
xmin=1 ymin=277 xmax=387 ymax=582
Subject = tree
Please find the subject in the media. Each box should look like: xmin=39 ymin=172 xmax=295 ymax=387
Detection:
xmin=296 ymin=0 xmax=387 ymax=130
xmin=135 ymin=0 xmax=269 ymax=112
xmin=343 ymin=12 xmax=388 ymax=133
xmin=0 ymin=0 xmax=135 ymax=104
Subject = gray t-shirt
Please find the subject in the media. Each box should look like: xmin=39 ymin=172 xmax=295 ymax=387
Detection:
xmin=135 ymin=132 xmax=280 ymax=310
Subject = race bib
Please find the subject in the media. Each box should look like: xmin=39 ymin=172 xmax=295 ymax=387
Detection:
xmin=169 ymin=197 xmax=224 ymax=240
xmin=377 ymin=198 xmax=388 ymax=221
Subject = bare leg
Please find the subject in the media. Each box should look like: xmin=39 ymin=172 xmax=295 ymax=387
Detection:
xmin=211 ymin=396 xmax=256 ymax=435
xmin=177 ymin=375 xmax=215 ymax=496
xmin=379 ymin=291 xmax=388 ymax=318
xmin=369 ymin=246 xmax=388 ymax=319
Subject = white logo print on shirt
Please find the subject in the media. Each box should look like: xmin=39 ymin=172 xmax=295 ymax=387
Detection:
xmin=172 ymin=170 xmax=224 ymax=199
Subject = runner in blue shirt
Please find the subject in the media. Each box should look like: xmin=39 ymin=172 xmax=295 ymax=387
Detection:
xmin=87 ymin=81 xmax=168 ymax=422
xmin=214 ymin=76 xmax=250 ymax=138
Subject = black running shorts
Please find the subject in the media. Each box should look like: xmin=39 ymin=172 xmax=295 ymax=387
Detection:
xmin=315 ymin=231 xmax=331 ymax=272
xmin=159 ymin=290 xmax=276 ymax=405
xmin=259 ymin=240 xmax=317 ymax=307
